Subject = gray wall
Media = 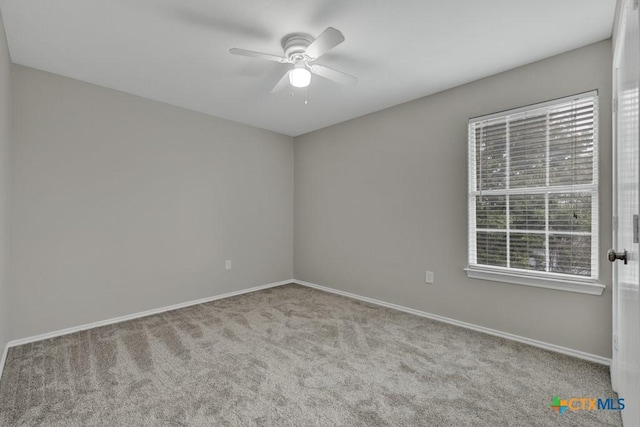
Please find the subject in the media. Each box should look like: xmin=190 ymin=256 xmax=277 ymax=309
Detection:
xmin=0 ymin=16 xmax=10 ymax=353
xmin=10 ymin=65 xmax=293 ymax=339
xmin=294 ymin=40 xmax=613 ymax=358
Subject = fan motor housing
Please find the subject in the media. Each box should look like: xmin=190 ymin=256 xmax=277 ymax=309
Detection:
xmin=281 ymin=33 xmax=313 ymax=60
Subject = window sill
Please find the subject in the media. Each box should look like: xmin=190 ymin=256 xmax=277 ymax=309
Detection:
xmin=464 ymin=267 xmax=605 ymax=295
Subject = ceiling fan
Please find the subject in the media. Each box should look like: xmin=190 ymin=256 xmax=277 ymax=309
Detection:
xmin=229 ymin=27 xmax=357 ymax=93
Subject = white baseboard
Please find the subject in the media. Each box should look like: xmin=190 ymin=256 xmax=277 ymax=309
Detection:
xmin=1 ymin=277 xmax=609 ymax=381
xmin=5 ymin=279 xmax=294 ymax=350
xmin=0 ymin=342 xmax=7 ymax=382
xmin=293 ymin=279 xmax=611 ymax=366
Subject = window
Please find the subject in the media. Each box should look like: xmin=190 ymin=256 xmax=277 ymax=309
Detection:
xmin=466 ymin=91 xmax=604 ymax=295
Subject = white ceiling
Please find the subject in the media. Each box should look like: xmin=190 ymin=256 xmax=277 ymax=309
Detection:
xmin=1 ymin=0 xmax=616 ymax=137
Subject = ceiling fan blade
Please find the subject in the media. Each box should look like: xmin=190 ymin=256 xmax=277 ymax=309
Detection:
xmin=271 ymin=71 xmax=291 ymax=93
xmin=229 ymin=48 xmax=290 ymax=64
xmin=304 ymin=27 xmax=345 ymax=59
xmin=310 ymin=64 xmax=357 ymax=86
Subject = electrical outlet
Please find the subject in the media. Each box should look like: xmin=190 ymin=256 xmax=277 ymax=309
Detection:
xmin=425 ymin=271 xmax=434 ymax=284
xmin=225 ymin=260 xmax=232 ymax=270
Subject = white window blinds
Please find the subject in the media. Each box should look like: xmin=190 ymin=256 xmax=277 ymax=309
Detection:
xmin=468 ymin=91 xmax=598 ymax=280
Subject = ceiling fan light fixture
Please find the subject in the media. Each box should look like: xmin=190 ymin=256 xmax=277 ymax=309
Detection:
xmin=229 ymin=27 xmax=357 ymax=93
xmin=289 ymin=63 xmax=311 ymax=88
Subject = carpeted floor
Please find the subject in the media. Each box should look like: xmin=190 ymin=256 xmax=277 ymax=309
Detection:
xmin=0 ymin=283 xmax=621 ymax=426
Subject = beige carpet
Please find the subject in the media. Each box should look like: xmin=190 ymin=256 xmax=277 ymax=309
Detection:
xmin=0 ymin=283 xmax=621 ymax=426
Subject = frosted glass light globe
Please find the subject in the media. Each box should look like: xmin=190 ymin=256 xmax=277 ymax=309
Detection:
xmin=289 ymin=67 xmax=311 ymax=88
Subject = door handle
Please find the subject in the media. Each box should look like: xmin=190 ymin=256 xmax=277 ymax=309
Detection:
xmin=608 ymin=249 xmax=628 ymax=265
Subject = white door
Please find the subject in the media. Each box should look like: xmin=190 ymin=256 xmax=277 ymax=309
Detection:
xmin=612 ymin=1 xmax=640 ymax=425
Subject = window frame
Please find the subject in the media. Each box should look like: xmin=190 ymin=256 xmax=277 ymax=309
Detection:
xmin=466 ymin=91 xmax=604 ymax=296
